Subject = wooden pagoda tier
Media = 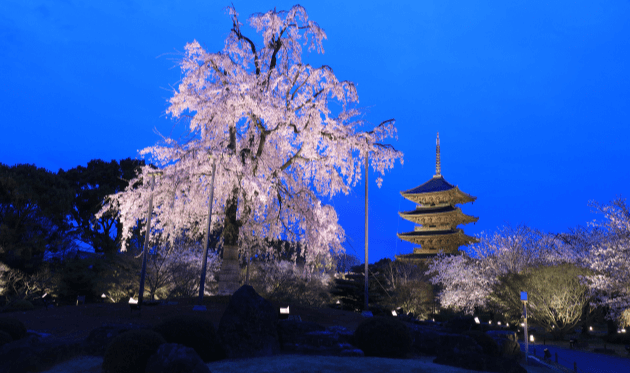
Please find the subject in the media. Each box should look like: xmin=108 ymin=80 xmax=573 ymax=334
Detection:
xmin=398 ymin=205 xmax=478 ymax=229
xmin=396 ymin=132 xmax=478 ymax=261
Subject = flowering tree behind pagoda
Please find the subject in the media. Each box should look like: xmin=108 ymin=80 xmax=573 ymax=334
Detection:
xmin=427 ymin=225 xmax=577 ymax=314
xmin=98 ymin=5 xmax=403 ymax=273
xmin=583 ymin=198 xmax=630 ymax=325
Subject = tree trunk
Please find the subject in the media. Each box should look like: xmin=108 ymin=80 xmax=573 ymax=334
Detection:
xmin=218 ymin=187 xmax=241 ymax=295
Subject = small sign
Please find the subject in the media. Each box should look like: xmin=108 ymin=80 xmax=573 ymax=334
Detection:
xmin=520 ymin=292 xmax=528 ymax=301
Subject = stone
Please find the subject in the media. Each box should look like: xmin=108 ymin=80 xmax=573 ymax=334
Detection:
xmin=0 ymin=333 xmax=84 ymax=373
xmin=278 ymin=321 xmax=358 ymax=356
xmin=145 ymin=343 xmax=211 ymax=373
xmin=0 ymin=330 xmax=13 ymax=347
xmin=217 ymin=245 xmax=240 ymax=295
xmin=83 ymin=323 xmax=152 ymax=356
xmin=217 ymin=285 xmax=280 ymax=358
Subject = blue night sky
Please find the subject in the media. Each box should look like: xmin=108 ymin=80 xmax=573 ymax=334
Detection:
xmin=1 ymin=1 xmax=629 ymax=264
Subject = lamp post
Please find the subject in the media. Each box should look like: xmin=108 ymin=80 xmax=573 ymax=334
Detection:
xmin=198 ymin=158 xmax=217 ymax=307
xmin=364 ymin=151 xmax=369 ymax=312
xmin=521 ymin=291 xmax=529 ymax=365
xmin=137 ymin=171 xmax=162 ymax=310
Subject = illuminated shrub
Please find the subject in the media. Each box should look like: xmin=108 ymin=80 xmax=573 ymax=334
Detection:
xmin=153 ymin=314 xmax=225 ymax=362
xmin=102 ymin=329 xmax=166 ymax=373
xmin=353 ymin=316 xmax=412 ymax=358
xmin=0 ymin=317 xmax=27 ymax=340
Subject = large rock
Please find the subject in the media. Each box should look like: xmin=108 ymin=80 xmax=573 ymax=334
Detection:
xmin=145 ymin=343 xmax=211 ymax=373
xmin=83 ymin=323 xmax=152 ymax=356
xmin=434 ymin=351 xmax=527 ymax=373
xmin=486 ymin=330 xmax=521 ymax=358
xmin=0 ymin=333 xmax=83 ymax=373
xmin=217 ymin=285 xmax=280 ymax=358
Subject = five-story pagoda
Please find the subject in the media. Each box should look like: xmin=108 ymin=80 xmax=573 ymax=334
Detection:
xmin=396 ymin=133 xmax=478 ymax=261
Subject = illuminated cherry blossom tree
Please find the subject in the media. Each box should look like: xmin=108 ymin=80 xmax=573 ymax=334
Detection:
xmin=98 ymin=5 xmax=402 ymax=273
xmin=427 ymin=225 xmax=575 ymax=314
xmin=583 ymin=198 xmax=630 ymax=325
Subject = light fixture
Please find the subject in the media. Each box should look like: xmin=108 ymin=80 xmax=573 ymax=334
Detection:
xmin=521 ymin=323 xmax=525 ymax=327
xmin=280 ymin=306 xmax=290 ymax=314
xmin=474 ymin=317 xmax=480 ymax=324
xmin=530 ymin=335 xmax=535 ymax=342
xmin=498 ymin=321 xmax=502 ymax=325
xmin=101 ymin=293 xmax=107 ymax=299
xmin=392 ymin=310 xmax=398 ymax=317
xmin=489 ymin=320 xmax=492 ymax=325
xmin=622 ymin=328 xmax=627 ymax=333
xmin=589 ymin=326 xmax=593 ymax=331
xmin=129 ymin=297 xmax=138 ymax=304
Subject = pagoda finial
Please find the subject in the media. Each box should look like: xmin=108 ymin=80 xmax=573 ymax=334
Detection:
xmin=434 ymin=132 xmax=441 ymax=177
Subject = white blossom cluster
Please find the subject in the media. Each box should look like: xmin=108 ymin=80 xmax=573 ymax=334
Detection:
xmin=427 ymin=226 xmax=576 ymax=315
xmin=97 ymin=5 xmax=402 ymax=273
xmin=584 ymin=199 xmax=630 ymax=323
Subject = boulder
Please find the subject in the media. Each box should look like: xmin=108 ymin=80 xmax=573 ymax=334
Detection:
xmin=0 ymin=330 xmax=13 ymax=347
xmin=217 ymin=285 xmax=280 ymax=358
xmin=83 ymin=323 xmax=152 ymax=356
xmin=277 ymin=320 xmax=360 ymax=356
xmin=434 ymin=351 xmax=527 ymax=373
xmin=0 ymin=333 xmax=84 ymax=373
xmin=145 ymin=343 xmax=211 ymax=373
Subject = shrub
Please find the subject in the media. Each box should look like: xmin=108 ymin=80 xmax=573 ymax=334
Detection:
xmin=7 ymin=299 xmax=35 ymax=311
xmin=604 ymin=332 xmax=630 ymax=345
xmin=153 ymin=314 xmax=225 ymax=362
xmin=102 ymin=329 xmax=166 ymax=373
xmin=463 ymin=331 xmax=499 ymax=356
xmin=0 ymin=317 xmax=27 ymax=340
xmin=353 ymin=316 xmax=412 ymax=358
xmin=0 ymin=330 xmax=13 ymax=346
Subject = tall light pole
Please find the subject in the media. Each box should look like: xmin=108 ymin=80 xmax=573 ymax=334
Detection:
xmin=198 ymin=158 xmax=217 ymax=306
xmin=364 ymin=151 xmax=369 ymax=312
xmin=138 ymin=171 xmax=161 ymax=309
xmin=521 ymin=291 xmax=529 ymax=366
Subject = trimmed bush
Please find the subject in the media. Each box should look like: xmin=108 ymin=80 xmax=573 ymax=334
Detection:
xmin=0 ymin=317 xmax=27 ymax=340
xmin=464 ymin=331 xmax=500 ymax=356
xmin=353 ymin=316 xmax=412 ymax=358
xmin=0 ymin=330 xmax=13 ymax=346
xmin=102 ymin=329 xmax=166 ymax=373
xmin=604 ymin=332 xmax=630 ymax=345
xmin=7 ymin=299 xmax=35 ymax=311
xmin=153 ymin=314 xmax=225 ymax=362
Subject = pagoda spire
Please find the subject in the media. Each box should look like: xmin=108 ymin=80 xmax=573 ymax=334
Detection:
xmin=434 ymin=132 xmax=441 ymax=178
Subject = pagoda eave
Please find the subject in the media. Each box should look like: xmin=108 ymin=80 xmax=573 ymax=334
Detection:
xmin=401 ymin=186 xmax=476 ymax=206
xmin=397 ymin=230 xmax=479 ymax=247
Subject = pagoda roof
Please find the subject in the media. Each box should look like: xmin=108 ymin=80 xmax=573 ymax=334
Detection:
xmin=402 ymin=176 xmax=455 ymax=194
